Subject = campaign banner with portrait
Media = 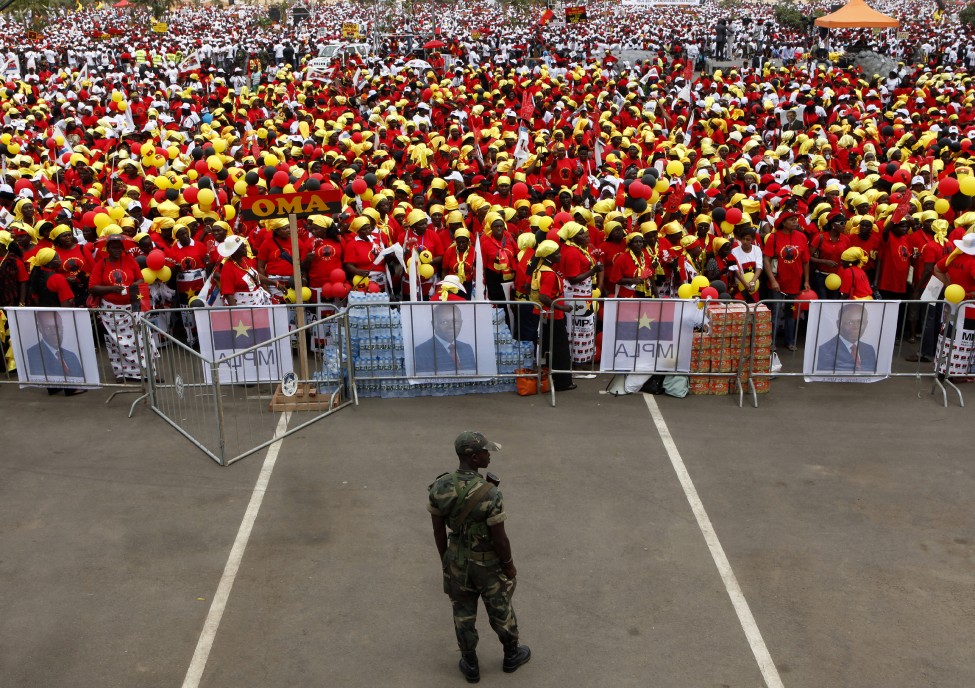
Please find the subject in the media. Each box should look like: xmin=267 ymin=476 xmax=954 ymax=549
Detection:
xmin=401 ymin=302 xmax=498 ymax=382
xmin=599 ymin=299 xmax=698 ymax=373
xmin=7 ymin=307 xmax=100 ymax=387
xmin=803 ymin=301 xmax=899 ymax=382
xmin=937 ymin=303 xmax=975 ymax=377
xmin=196 ymin=307 xmax=293 ymax=384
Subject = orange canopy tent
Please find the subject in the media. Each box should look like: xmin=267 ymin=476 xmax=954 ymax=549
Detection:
xmin=814 ymin=0 xmax=899 ymax=28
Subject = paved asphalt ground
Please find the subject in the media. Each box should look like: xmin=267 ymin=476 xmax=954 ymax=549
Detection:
xmin=1 ymin=374 xmax=973 ymax=688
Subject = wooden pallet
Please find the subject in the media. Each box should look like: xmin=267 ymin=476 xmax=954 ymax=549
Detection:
xmin=269 ymin=383 xmax=342 ymax=412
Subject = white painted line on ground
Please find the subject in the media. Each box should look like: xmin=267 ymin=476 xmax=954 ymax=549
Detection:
xmin=181 ymin=412 xmax=291 ymax=688
xmin=643 ymin=394 xmax=785 ymax=688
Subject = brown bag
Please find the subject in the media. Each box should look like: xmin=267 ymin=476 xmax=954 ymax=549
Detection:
xmin=515 ymin=368 xmax=551 ymax=396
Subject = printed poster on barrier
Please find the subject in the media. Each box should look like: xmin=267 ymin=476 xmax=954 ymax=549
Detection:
xmin=803 ymin=301 xmax=898 ymax=382
xmin=196 ymin=307 xmax=292 ymax=384
xmin=401 ymin=302 xmax=497 ymax=383
xmin=937 ymin=303 xmax=975 ymax=377
xmin=599 ymin=299 xmax=698 ymax=373
xmin=6 ymin=307 xmax=100 ymax=387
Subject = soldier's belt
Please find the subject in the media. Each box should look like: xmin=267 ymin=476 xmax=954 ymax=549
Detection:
xmin=466 ymin=550 xmax=499 ymax=561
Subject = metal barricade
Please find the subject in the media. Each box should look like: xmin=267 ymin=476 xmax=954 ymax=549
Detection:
xmin=546 ymin=297 xmax=755 ymax=407
xmin=345 ymin=297 xmax=543 ymax=400
xmin=748 ymin=298 xmax=964 ymax=408
xmin=0 ymin=306 xmax=148 ymax=416
xmin=142 ymin=303 xmax=354 ymax=466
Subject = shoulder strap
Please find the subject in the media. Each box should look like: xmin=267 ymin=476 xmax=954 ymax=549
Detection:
xmin=454 ymin=481 xmax=494 ymax=528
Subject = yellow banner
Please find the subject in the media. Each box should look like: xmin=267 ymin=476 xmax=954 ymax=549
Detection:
xmin=152 ymin=22 xmax=168 ymax=33
xmin=341 ymin=22 xmax=360 ymax=39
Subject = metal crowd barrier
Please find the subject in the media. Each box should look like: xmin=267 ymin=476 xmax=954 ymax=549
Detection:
xmin=750 ymin=298 xmax=964 ymax=407
xmin=142 ymin=303 xmax=354 ymax=466
xmin=0 ymin=306 xmax=148 ymax=416
xmin=546 ymin=297 xmax=755 ymax=408
xmin=345 ymin=298 xmax=544 ymax=400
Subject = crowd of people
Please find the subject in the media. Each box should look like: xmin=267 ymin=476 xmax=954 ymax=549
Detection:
xmin=2 ymin=0 xmax=975 ymax=386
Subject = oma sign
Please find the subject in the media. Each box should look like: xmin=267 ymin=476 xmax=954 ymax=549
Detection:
xmin=240 ymin=189 xmax=343 ymax=220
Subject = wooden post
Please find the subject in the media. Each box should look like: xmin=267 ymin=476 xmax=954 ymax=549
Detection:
xmin=289 ymin=212 xmax=310 ymax=390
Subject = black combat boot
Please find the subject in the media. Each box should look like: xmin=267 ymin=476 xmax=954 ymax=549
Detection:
xmin=502 ymin=642 xmax=531 ymax=673
xmin=459 ymin=651 xmax=480 ymax=683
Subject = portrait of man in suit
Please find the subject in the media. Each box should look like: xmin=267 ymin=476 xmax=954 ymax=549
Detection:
xmin=25 ymin=310 xmax=85 ymax=380
xmin=815 ymin=302 xmax=878 ymax=373
xmin=413 ymin=303 xmax=477 ymax=375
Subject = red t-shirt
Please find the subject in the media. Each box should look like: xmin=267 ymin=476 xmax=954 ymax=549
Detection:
xmin=308 ymin=238 xmax=344 ymax=288
xmin=936 ymin=252 xmax=975 ymax=297
xmin=850 ymin=232 xmax=882 ymax=270
xmin=559 ymin=243 xmax=593 ymax=280
xmin=167 ymin=240 xmax=209 ymax=272
xmin=838 ymin=265 xmax=874 ymax=299
xmin=876 ymin=232 xmax=912 ymax=293
xmin=89 ymin=254 xmax=148 ymax=309
xmin=480 ymin=232 xmax=516 ymax=277
xmin=533 ymin=267 xmax=565 ymax=320
xmin=763 ymin=230 xmax=809 ymax=295
xmin=220 ymin=257 xmax=261 ymax=296
xmin=258 ymin=235 xmax=310 ymax=276
xmin=343 ymin=236 xmax=384 ymax=272
xmin=811 ymin=232 xmax=851 ymax=274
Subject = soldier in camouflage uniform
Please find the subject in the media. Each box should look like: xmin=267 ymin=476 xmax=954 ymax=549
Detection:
xmin=428 ymin=431 xmax=531 ymax=683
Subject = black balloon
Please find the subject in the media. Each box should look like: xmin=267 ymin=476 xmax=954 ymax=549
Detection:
xmin=885 ymin=162 xmax=898 ymax=176
xmin=216 ymin=169 xmax=229 ymax=181
xmin=245 ymin=171 xmax=259 ymax=186
xmin=165 ymin=188 xmax=178 ymax=201
xmin=881 ymin=125 xmax=895 ymax=137
xmin=191 ymin=148 xmax=204 ymax=160
xmin=712 ymin=207 xmax=727 ymax=223
xmin=304 ymin=178 xmax=321 ymax=191
xmin=136 ymin=255 xmax=148 ymax=268
xmin=631 ymin=198 xmax=648 ymax=214
xmin=197 ymin=177 xmax=213 ymax=189
xmin=262 ymin=165 xmax=277 ymax=181
xmin=363 ymin=172 xmax=377 ymax=187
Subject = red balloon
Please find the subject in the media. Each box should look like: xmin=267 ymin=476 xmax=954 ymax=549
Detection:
xmin=194 ymin=160 xmax=210 ymax=176
xmin=183 ymin=186 xmax=199 ymax=205
xmin=153 ymin=189 xmax=167 ymax=203
xmin=366 ymin=281 xmax=381 ymax=293
xmin=546 ymin=229 xmax=560 ymax=242
xmin=962 ymin=139 xmax=973 ymax=151
xmin=272 ymin=171 xmax=290 ymax=188
xmin=333 ymin=282 xmax=351 ymax=300
xmin=352 ymin=131 xmax=363 ymax=144
xmin=511 ymin=182 xmax=529 ymax=200
xmin=725 ymin=207 xmax=743 ymax=225
xmin=14 ymin=179 xmax=32 ymax=193
xmin=700 ymin=287 xmax=720 ymax=300
xmin=629 ymin=181 xmax=645 ymax=198
xmin=302 ymin=143 xmax=314 ymax=156
xmin=554 ymin=211 xmax=573 ymax=228
xmin=329 ymin=268 xmax=347 ymax=284
xmin=351 ymin=178 xmax=368 ymax=195
xmin=796 ymin=288 xmax=818 ymax=314
xmin=217 ymin=190 xmax=228 ymax=206
xmin=320 ymin=282 xmax=335 ymax=299
xmin=938 ymin=177 xmax=960 ymax=196
xmin=146 ymin=249 xmax=166 ymax=271
xmin=45 ymin=137 xmax=57 ymax=149
xmin=82 ymin=211 xmax=96 ymax=228
xmin=894 ymin=168 xmax=911 ymax=184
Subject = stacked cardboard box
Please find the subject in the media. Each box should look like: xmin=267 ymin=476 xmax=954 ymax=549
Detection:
xmin=689 ymin=302 xmax=772 ymax=395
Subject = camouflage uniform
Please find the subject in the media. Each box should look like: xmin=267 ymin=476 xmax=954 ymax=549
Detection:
xmin=428 ymin=468 xmax=520 ymax=652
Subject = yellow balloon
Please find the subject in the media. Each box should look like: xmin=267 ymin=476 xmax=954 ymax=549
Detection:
xmin=7 ymin=143 xmax=20 ymax=155
xmin=654 ymin=178 xmax=669 ymax=193
xmin=691 ymin=275 xmax=710 ymax=290
xmin=352 ymin=275 xmax=369 ymax=287
xmin=284 ymin=288 xmax=297 ymax=303
xmin=156 ymin=265 xmax=172 ymax=282
xmin=141 ymin=267 xmax=157 ymax=285
xmin=934 ymin=198 xmax=950 ymax=215
xmin=140 ymin=142 xmax=154 ymax=156
xmin=223 ymin=205 xmax=236 ymax=221
xmin=677 ymin=283 xmax=695 ymax=299
xmin=944 ymin=283 xmax=966 ymax=303
xmin=111 ymin=91 xmax=124 ymax=102
xmin=186 ymin=169 xmax=199 ymax=181
xmin=419 ymin=249 xmax=433 ymax=264
xmin=301 ymin=286 xmax=312 ymax=301
xmin=206 ymin=155 xmax=223 ymax=173
xmin=117 ymin=100 xmax=128 ymax=112
xmin=959 ymin=176 xmax=975 ymax=197
xmin=54 ymin=135 xmax=64 ymax=146
xmin=152 ymin=154 xmax=166 ymax=168
xmin=743 ymin=271 xmax=757 ymax=292
xmin=93 ymin=213 xmax=111 ymax=230
xmin=0 ymin=133 xmax=11 ymax=145
xmin=167 ymin=146 xmax=180 ymax=160
xmin=419 ymin=263 xmax=436 ymax=280
xmin=263 ymin=153 xmax=278 ymax=166
xmin=666 ymin=161 xmax=684 ymax=177
xmin=234 ymin=180 xmax=248 ymax=196
xmin=257 ymin=128 xmax=268 ymax=140
xmin=282 ymin=183 xmax=296 ymax=194
xmin=824 ymin=273 xmax=842 ymax=291
xmin=197 ymin=188 xmax=216 ymax=206
xmin=109 ymin=206 xmax=125 ymax=221
xmin=154 ymin=176 xmax=171 ymax=190
xmin=720 ymin=221 xmax=735 ymax=234
xmin=211 ymin=139 xmax=227 ymax=154
xmin=591 ymin=287 xmax=601 ymax=300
